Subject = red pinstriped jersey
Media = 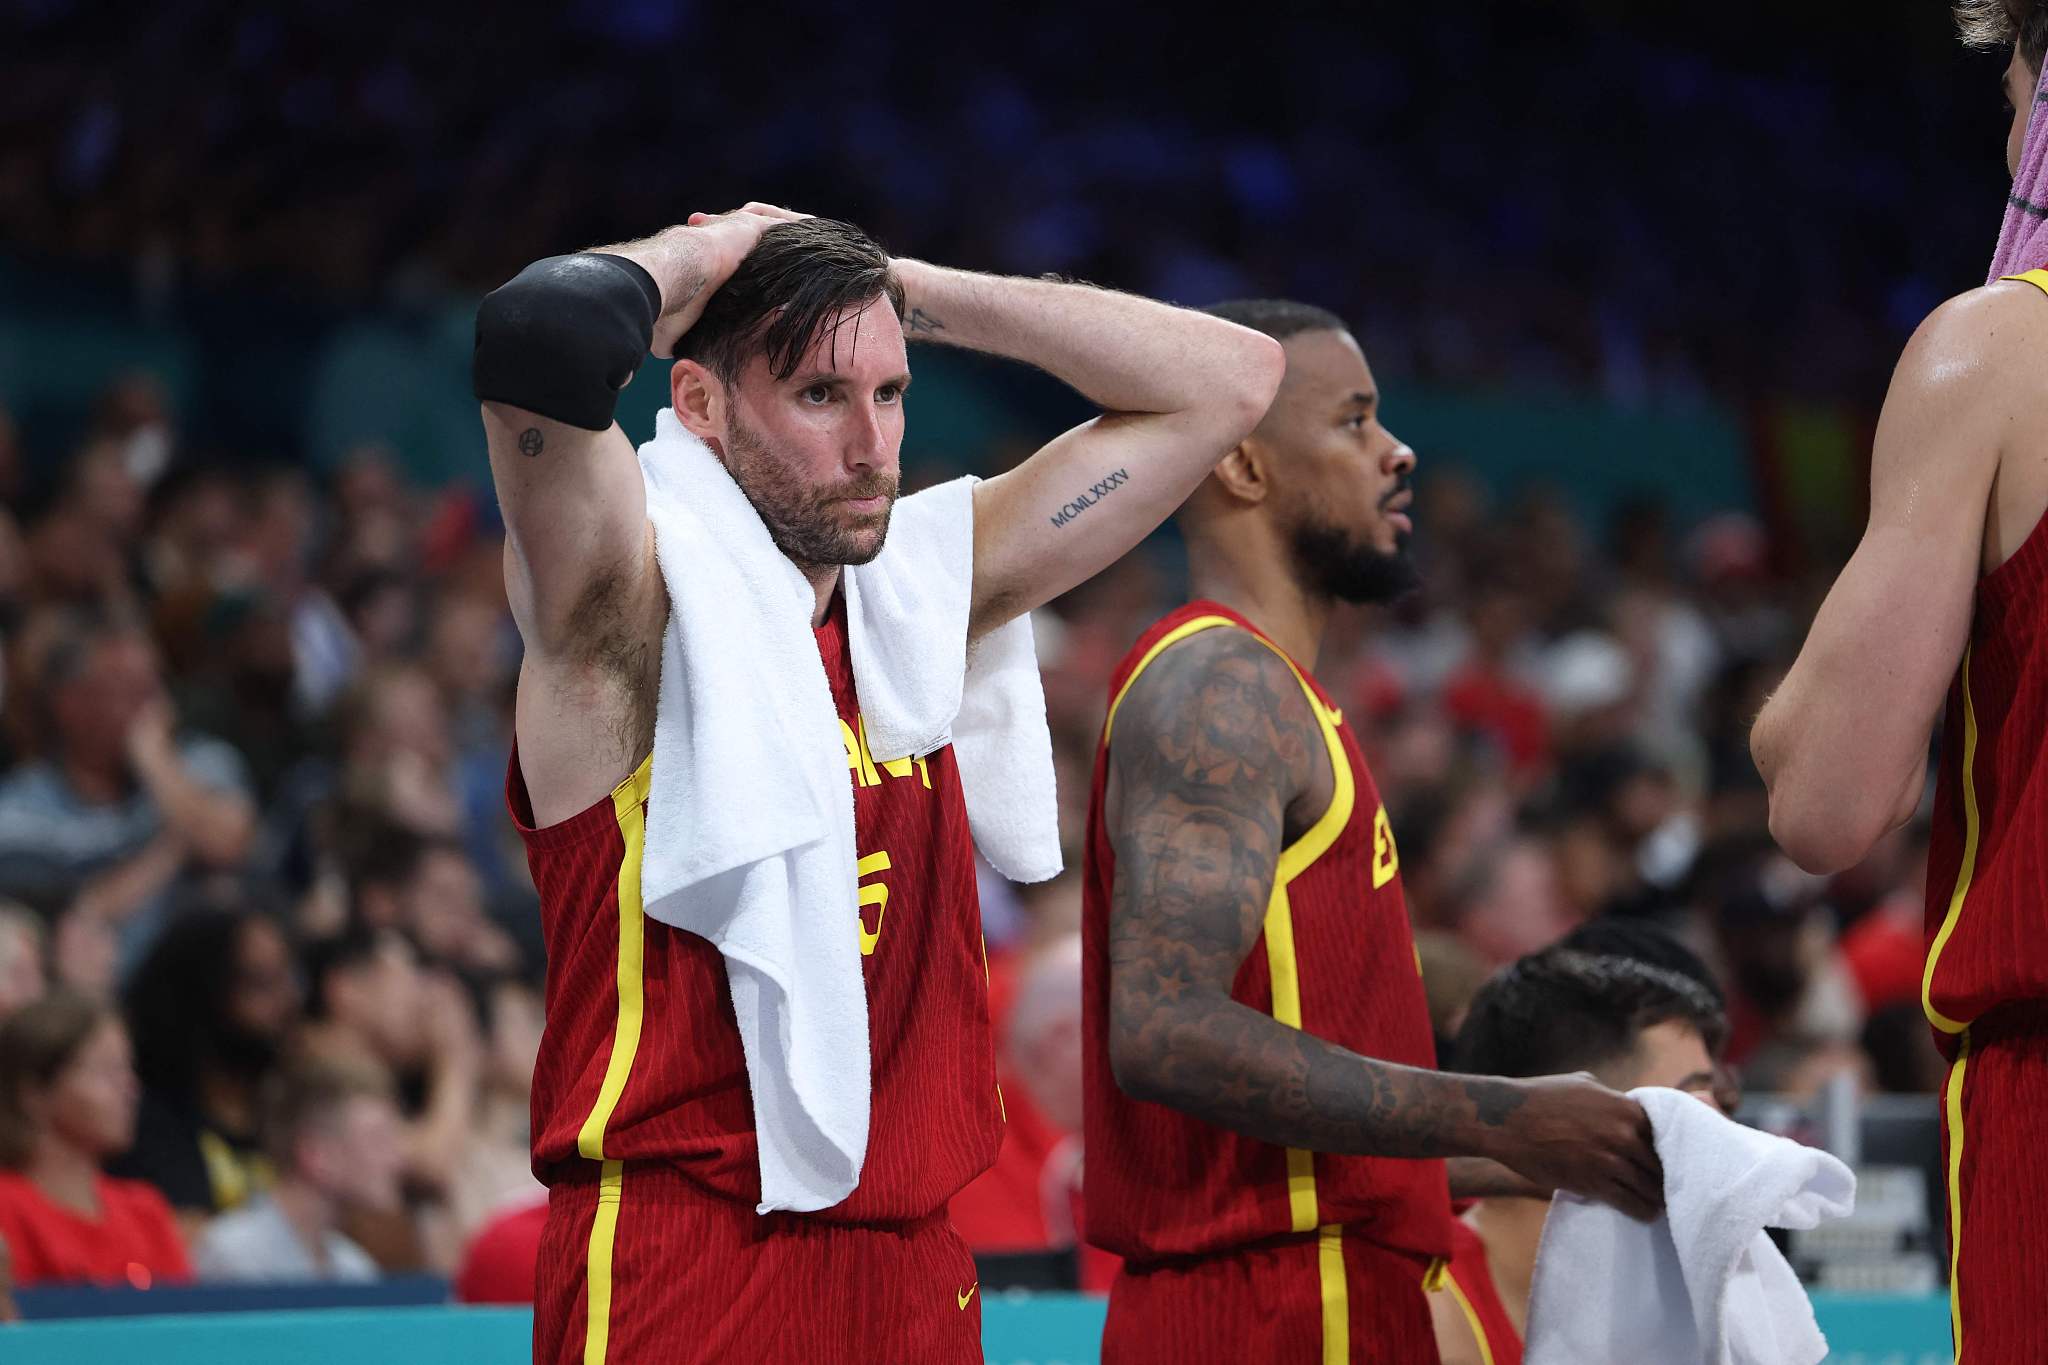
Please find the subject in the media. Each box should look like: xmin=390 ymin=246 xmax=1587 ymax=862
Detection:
xmin=512 ymin=590 xmax=1002 ymax=1223
xmin=1080 ymin=600 xmax=1454 ymax=1262
xmin=1922 ymin=270 xmax=2048 ymax=1051
xmin=1441 ymin=1218 xmax=1524 ymax=1365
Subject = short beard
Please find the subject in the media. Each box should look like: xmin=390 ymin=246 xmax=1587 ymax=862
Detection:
xmin=1288 ymin=514 xmax=1420 ymax=606
xmin=724 ymin=416 xmax=897 ymax=571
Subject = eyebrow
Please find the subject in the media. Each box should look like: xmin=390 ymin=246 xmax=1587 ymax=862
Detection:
xmin=1674 ymin=1070 xmax=1718 ymax=1093
xmin=1346 ymin=390 xmax=1378 ymax=408
xmin=789 ymin=370 xmax=913 ymax=391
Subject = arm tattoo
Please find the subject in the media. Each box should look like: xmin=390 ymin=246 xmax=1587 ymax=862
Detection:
xmin=518 ymin=427 xmax=544 ymax=458
xmin=1105 ymin=632 xmax=1525 ymax=1158
xmin=1048 ymin=468 xmax=1129 ymax=529
xmin=904 ymin=307 xmax=946 ymax=335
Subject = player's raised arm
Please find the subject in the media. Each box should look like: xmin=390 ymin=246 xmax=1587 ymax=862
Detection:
xmin=882 ymin=260 xmax=1285 ymax=637
xmin=475 ymin=209 xmax=783 ymax=654
xmin=1751 ymin=285 xmax=2036 ymax=874
xmin=1102 ymin=629 xmax=1665 ymax=1220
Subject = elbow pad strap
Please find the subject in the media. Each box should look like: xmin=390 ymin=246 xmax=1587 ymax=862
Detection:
xmin=473 ymin=253 xmax=661 ymax=432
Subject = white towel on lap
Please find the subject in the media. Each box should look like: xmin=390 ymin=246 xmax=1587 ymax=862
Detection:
xmin=634 ymin=408 xmax=1060 ymax=1214
xmin=1524 ymin=1087 xmax=1855 ymax=1365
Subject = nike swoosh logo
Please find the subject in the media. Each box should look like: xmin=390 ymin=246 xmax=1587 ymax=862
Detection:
xmin=957 ymin=1284 xmax=978 ymax=1310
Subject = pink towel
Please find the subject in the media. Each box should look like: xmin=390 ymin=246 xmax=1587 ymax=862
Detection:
xmin=1990 ymin=60 xmax=2048 ymax=281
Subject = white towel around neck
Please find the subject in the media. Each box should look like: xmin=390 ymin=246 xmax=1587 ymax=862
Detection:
xmin=633 ymin=408 xmax=1060 ymax=1214
xmin=1524 ymin=1087 xmax=1856 ymax=1365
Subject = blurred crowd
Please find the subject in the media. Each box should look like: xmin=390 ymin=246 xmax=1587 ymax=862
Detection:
xmin=0 ymin=0 xmax=2013 ymax=409
xmin=0 ymin=355 xmax=1947 ymax=1296
xmin=0 ymin=0 xmax=1991 ymax=1304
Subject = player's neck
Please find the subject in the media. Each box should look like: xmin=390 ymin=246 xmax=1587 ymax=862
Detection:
xmin=1186 ymin=557 xmax=1328 ymax=669
xmin=1468 ymin=1196 xmax=1549 ymax=1333
xmin=801 ymin=564 xmax=843 ymax=627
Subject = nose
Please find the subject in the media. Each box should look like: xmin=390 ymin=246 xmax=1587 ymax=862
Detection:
xmin=844 ymin=398 xmax=894 ymax=477
xmin=1385 ymin=432 xmax=1417 ymax=478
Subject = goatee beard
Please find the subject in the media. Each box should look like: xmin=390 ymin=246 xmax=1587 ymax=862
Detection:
xmin=1289 ymin=517 xmax=1420 ymax=606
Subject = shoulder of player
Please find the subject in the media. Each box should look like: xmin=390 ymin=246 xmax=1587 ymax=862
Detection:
xmin=1110 ymin=625 xmax=1319 ymax=782
xmin=1894 ymin=282 xmax=2048 ymax=407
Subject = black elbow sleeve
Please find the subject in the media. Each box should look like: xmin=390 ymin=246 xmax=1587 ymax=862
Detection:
xmin=472 ymin=253 xmax=661 ymax=432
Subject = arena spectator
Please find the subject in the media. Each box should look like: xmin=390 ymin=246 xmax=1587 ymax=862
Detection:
xmin=0 ymin=902 xmax=45 ymax=1021
xmin=332 ymin=663 xmax=462 ymax=837
xmin=0 ymin=991 xmax=190 ymax=1289
xmin=436 ymin=975 xmax=545 ymax=1260
xmin=192 ymin=1055 xmax=403 ymax=1284
xmin=0 ymin=615 xmax=255 ymax=968
xmin=1441 ymin=832 xmax=1580 ymax=969
xmin=349 ymin=823 xmax=516 ymax=978
xmin=47 ymin=903 xmax=119 ymax=1001
xmin=111 ymin=909 xmax=299 ymax=1237
xmin=452 ymin=1194 xmax=546 ymax=1305
xmin=299 ymin=924 xmax=480 ymax=1270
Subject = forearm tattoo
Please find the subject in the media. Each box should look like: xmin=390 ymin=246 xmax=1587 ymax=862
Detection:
xmin=1105 ymin=633 xmax=1526 ymax=1157
xmin=904 ymin=307 xmax=946 ymax=335
xmin=1048 ymin=468 xmax=1129 ymax=529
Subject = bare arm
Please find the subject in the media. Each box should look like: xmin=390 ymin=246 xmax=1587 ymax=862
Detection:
xmin=126 ymin=708 xmax=250 ymax=868
xmin=481 ymin=212 xmax=779 ymax=654
xmin=886 ymin=261 xmax=1284 ymax=636
xmin=1104 ymin=631 xmax=1662 ymax=1217
xmin=1752 ymin=287 xmax=2028 ymax=873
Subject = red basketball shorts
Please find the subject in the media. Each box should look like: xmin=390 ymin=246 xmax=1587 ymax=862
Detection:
xmin=1942 ymin=1008 xmax=2048 ymax=1362
xmin=535 ymin=1160 xmax=983 ymax=1365
xmin=1103 ymin=1226 xmax=1442 ymax=1365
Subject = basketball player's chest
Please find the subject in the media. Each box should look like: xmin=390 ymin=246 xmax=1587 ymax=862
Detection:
xmin=815 ymin=614 xmax=982 ymax=986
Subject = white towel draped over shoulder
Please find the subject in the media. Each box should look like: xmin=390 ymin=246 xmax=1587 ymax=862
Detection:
xmin=1524 ymin=1087 xmax=1856 ymax=1365
xmin=633 ymin=408 xmax=1060 ymax=1214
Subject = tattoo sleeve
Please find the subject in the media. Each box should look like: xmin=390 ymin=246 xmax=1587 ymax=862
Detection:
xmin=1105 ymin=631 xmax=1526 ymax=1159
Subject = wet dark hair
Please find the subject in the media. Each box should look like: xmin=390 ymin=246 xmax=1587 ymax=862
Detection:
xmin=1201 ymin=298 xmax=1349 ymax=343
xmin=677 ymin=218 xmax=905 ymax=385
xmin=1452 ymin=947 xmax=1728 ymax=1080
xmin=1958 ymin=0 xmax=2048 ymax=69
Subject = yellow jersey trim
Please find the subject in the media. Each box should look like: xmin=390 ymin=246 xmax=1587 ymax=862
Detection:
xmin=1923 ymin=650 xmax=1979 ymax=1036
xmin=1102 ymin=615 xmax=1240 ymax=744
xmin=2000 ymin=268 xmax=2048 ymax=296
xmin=584 ymin=1159 xmax=626 ymax=1365
xmin=576 ymin=753 xmax=652 ymax=1365
xmin=1317 ymin=1224 xmax=1351 ymax=1365
xmin=1440 ymin=1269 xmax=1499 ymax=1365
xmin=1945 ymin=1032 xmax=1970 ymax=1362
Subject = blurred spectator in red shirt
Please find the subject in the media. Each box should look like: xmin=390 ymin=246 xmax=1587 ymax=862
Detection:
xmin=453 ymin=1193 xmax=545 ymax=1305
xmin=0 ymin=991 xmax=190 ymax=1288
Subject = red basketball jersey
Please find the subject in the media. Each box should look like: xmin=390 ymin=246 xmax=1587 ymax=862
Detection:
xmin=1081 ymin=601 xmax=1454 ymax=1262
xmin=1924 ymin=271 xmax=2048 ymax=1050
xmin=513 ymin=591 xmax=1002 ymax=1223
xmin=1441 ymin=1217 xmax=1524 ymax=1365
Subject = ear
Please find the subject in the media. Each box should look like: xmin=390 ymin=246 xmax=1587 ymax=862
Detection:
xmin=1208 ymin=437 xmax=1272 ymax=507
xmin=670 ymin=360 xmax=727 ymax=442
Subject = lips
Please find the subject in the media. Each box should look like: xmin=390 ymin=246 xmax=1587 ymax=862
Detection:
xmin=843 ymin=495 xmax=890 ymax=514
